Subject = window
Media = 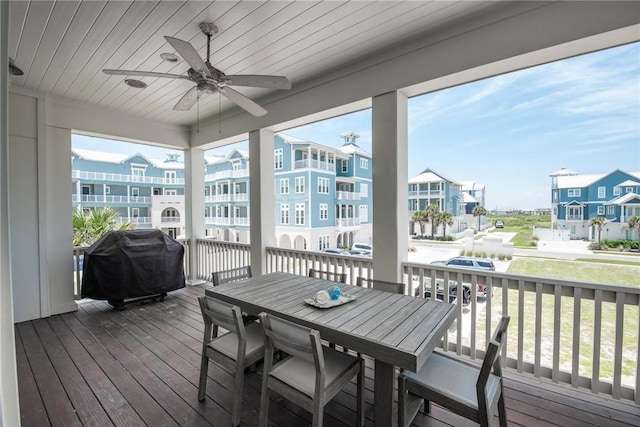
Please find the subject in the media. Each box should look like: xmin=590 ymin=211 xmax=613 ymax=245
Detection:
xmin=567 ymin=206 xmax=582 ymax=219
xmin=295 ymin=203 xmax=305 ymax=225
xmin=626 ymin=187 xmax=633 ymax=193
xmin=597 ymin=187 xmax=606 ymax=198
xmin=81 ymin=185 xmax=91 ymax=195
xmin=359 ymin=205 xmax=369 ymax=222
xmin=104 ymin=186 xmax=110 ymax=194
xmin=567 ymin=188 xmax=581 ymax=197
xmin=131 ymin=166 xmax=146 ymax=181
xmin=165 ymin=171 xmax=177 ymax=183
xmin=613 ymin=186 xmax=621 ymax=196
xmin=607 ymin=205 xmax=615 ymax=215
xmin=165 ymin=189 xmax=177 ymax=196
xmin=280 ymin=178 xmax=289 ymax=194
xmin=597 ymin=206 xmax=605 ymax=215
xmin=280 ymin=204 xmax=289 ymax=224
xmin=131 ymin=187 xmax=139 ymax=197
xmin=274 ymin=149 xmax=283 ymax=169
xmin=295 ymin=176 xmax=305 ymax=193
xmin=318 ymin=235 xmax=330 ymax=251
xmin=132 ymin=208 xmax=139 ymax=218
xmin=317 ymin=177 xmax=329 ymax=194
xmin=360 ymin=158 xmax=369 ymax=169
xmin=319 ymin=203 xmax=328 ymax=220
xmin=342 ymin=160 xmax=348 ymax=173
xmin=553 ymin=190 xmax=557 ymax=202
xmin=360 ymin=183 xmax=368 ymax=197
xmin=232 ymin=161 xmax=241 ymax=171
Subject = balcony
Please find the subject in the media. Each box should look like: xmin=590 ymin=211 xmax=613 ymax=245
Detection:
xmin=72 ymin=170 xmax=184 ymax=185
xmin=336 ymin=217 xmax=360 ymax=227
xmin=160 ymin=216 xmax=181 ymax=224
xmin=204 ymin=169 xmax=250 ymax=181
xmin=119 ymin=216 xmax=152 ymax=225
xmin=204 ymin=193 xmax=249 ymax=203
xmin=336 ymin=190 xmax=361 ymax=200
xmin=566 ymin=215 xmax=584 ymax=221
xmin=205 ymin=217 xmax=250 ymax=226
xmin=293 ymin=159 xmax=336 ymax=172
xmin=72 ymin=194 xmax=152 ymax=204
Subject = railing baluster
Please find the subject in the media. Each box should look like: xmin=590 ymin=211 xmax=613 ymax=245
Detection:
xmin=486 ymin=275 xmax=492 ymax=352
xmin=572 ymin=287 xmax=582 ymax=388
xmin=636 ymin=298 xmax=640 ymax=405
xmin=613 ymin=292 xmax=624 ymax=398
xmin=592 ymin=289 xmax=602 ymax=394
xmin=456 ymin=271 xmax=463 ymax=356
xmin=501 ymin=277 xmax=509 ymax=367
xmin=517 ymin=280 xmax=524 ymax=373
xmin=552 ymin=284 xmax=562 ymax=383
xmin=534 ymin=282 xmax=542 ymax=378
xmin=470 ymin=272 xmax=477 ymax=360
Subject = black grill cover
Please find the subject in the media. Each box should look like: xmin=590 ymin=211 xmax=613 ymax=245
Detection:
xmin=81 ymin=229 xmax=185 ymax=301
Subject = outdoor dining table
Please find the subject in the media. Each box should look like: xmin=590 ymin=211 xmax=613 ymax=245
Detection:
xmin=205 ymin=271 xmax=456 ymax=427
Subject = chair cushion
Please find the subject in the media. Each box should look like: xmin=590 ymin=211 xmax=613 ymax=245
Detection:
xmin=403 ymin=352 xmax=501 ymax=411
xmin=269 ymin=347 xmax=359 ymax=397
xmin=209 ymin=322 xmax=264 ymax=361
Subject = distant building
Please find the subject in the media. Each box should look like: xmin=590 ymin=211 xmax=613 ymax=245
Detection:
xmin=550 ymin=167 xmax=640 ymax=240
xmin=460 ymin=181 xmax=486 ymax=214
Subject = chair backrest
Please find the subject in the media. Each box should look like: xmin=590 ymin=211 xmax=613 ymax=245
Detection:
xmin=259 ymin=312 xmax=322 ymax=365
xmin=476 ymin=316 xmax=510 ymax=404
xmin=198 ymin=296 xmax=244 ymax=339
xmin=212 ymin=266 xmax=252 ymax=286
xmin=356 ymin=277 xmax=405 ymax=295
xmin=308 ymin=268 xmax=347 ymax=284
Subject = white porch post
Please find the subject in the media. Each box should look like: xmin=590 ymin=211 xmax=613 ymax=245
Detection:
xmin=249 ymin=129 xmax=275 ymax=275
xmin=184 ymin=147 xmax=205 ymax=284
xmin=371 ymin=90 xmax=408 ymax=427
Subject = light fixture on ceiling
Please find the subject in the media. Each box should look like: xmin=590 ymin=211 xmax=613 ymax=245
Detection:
xmin=160 ymin=52 xmax=179 ymax=62
xmin=9 ymin=57 xmax=23 ymax=76
xmin=124 ymin=79 xmax=147 ymax=89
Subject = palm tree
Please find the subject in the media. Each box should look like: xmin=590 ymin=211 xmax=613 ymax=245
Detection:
xmin=73 ymin=207 xmax=133 ymax=247
xmin=411 ymin=210 xmax=426 ymax=237
xmin=424 ymin=204 xmax=440 ymax=238
xmin=589 ymin=216 xmax=606 ymax=249
xmin=437 ymin=211 xmax=454 ymax=237
xmin=472 ymin=205 xmax=487 ymax=231
xmin=628 ymin=215 xmax=640 ymax=249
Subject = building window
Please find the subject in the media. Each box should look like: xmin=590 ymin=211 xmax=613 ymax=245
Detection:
xmin=232 ymin=161 xmax=241 ymax=171
xmin=274 ymin=149 xmax=283 ymax=169
xmin=567 ymin=188 xmax=581 ymax=197
xmin=567 ymin=206 xmax=582 ymax=219
xmin=295 ymin=203 xmax=305 ymax=225
xmin=295 ymin=176 xmax=305 ymax=193
xmin=131 ymin=166 xmax=146 ymax=182
xmin=607 ymin=205 xmax=615 ymax=215
xmin=104 ymin=186 xmax=110 ymax=194
xmin=597 ymin=206 xmax=605 ymax=215
xmin=132 ymin=208 xmax=139 ymax=218
xmin=319 ymin=203 xmax=328 ymax=220
xmin=318 ymin=235 xmax=330 ymax=251
xmin=342 ymin=160 xmax=348 ymax=173
xmin=613 ymin=186 xmax=621 ymax=196
xmin=165 ymin=189 xmax=177 ymax=196
xmin=360 ymin=183 xmax=368 ymax=197
xmin=131 ymin=187 xmax=139 ymax=197
xmin=360 ymin=158 xmax=368 ymax=169
xmin=317 ymin=177 xmax=329 ymax=194
xmin=280 ymin=204 xmax=289 ymax=224
xmin=280 ymin=178 xmax=289 ymax=194
xmin=626 ymin=187 xmax=633 ymax=193
xmin=359 ymin=205 xmax=369 ymax=222
xmin=82 ymin=185 xmax=91 ymax=195
xmin=165 ymin=171 xmax=177 ymax=183
xmin=598 ymin=187 xmax=606 ymax=198
xmin=553 ymin=190 xmax=557 ymax=202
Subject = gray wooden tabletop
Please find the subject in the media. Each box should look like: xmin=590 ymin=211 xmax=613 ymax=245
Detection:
xmin=205 ymin=271 xmax=456 ymax=372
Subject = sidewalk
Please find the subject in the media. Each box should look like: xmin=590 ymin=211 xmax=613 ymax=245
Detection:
xmin=536 ymin=239 xmax=593 ymax=254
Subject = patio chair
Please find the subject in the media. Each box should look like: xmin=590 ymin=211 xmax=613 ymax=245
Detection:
xmin=197 ymin=296 xmax=265 ymax=427
xmin=258 ymin=312 xmax=364 ymax=427
xmin=398 ymin=315 xmax=510 ymax=427
xmin=212 ymin=266 xmax=258 ymax=324
xmin=356 ymin=276 xmax=405 ymax=295
xmin=308 ymin=268 xmax=347 ymax=284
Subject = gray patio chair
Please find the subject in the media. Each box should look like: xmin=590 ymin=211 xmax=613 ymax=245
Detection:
xmin=398 ymin=315 xmax=510 ymax=427
xmin=308 ymin=268 xmax=347 ymax=284
xmin=197 ymin=296 xmax=265 ymax=427
xmin=258 ymin=312 xmax=364 ymax=427
xmin=356 ymin=276 xmax=406 ymax=295
xmin=212 ymin=266 xmax=258 ymax=324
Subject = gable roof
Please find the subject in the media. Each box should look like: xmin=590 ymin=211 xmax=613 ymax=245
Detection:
xmin=556 ymin=170 xmax=640 ymax=189
xmin=606 ymin=192 xmax=640 ymax=206
xmin=72 ymin=148 xmax=184 ymax=170
xmin=409 ymin=168 xmax=461 ymax=186
xmin=278 ymin=133 xmax=351 ymax=159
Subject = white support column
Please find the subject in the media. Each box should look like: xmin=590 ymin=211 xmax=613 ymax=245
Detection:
xmin=184 ymin=147 xmax=206 ymax=284
xmin=371 ymin=90 xmax=408 ymax=427
xmin=372 ymin=90 xmax=408 ymax=282
xmin=249 ymin=129 xmax=276 ymax=275
xmin=0 ymin=0 xmax=20 ymax=423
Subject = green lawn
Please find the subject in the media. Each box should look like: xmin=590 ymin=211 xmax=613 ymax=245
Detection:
xmin=488 ymin=214 xmax=551 ymax=248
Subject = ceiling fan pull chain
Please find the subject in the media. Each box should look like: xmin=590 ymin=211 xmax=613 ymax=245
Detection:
xmin=218 ymin=91 xmax=222 ymax=134
xmin=196 ymin=90 xmax=200 ymax=134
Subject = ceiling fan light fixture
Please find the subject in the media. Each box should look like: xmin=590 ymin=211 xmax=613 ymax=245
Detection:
xmin=9 ymin=57 xmax=24 ymax=76
xmin=124 ymin=79 xmax=147 ymax=89
xmin=160 ymin=52 xmax=179 ymax=62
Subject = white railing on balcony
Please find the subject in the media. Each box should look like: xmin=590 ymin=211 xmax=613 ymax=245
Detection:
xmin=408 ymin=190 xmax=445 ymax=197
xmin=294 ymin=159 xmax=336 ymax=172
xmin=401 ymin=261 xmax=640 ymax=403
xmin=205 ymin=217 xmax=250 ymax=226
xmin=336 ymin=217 xmax=360 ymax=227
xmin=72 ymin=170 xmax=184 ymax=185
xmin=161 ymin=216 xmax=181 ymax=223
xmin=194 ymin=239 xmax=250 ymax=281
xmin=204 ymin=169 xmax=249 ymax=181
xmin=566 ymin=216 xmax=584 ymax=221
xmin=72 ymin=194 xmax=152 ymax=204
xmin=119 ymin=216 xmax=152 ymax=225
xmin=204 ymin=193 xmax=249 ymax=203
xmin=335 ymin=190 xmax=361 ymax=200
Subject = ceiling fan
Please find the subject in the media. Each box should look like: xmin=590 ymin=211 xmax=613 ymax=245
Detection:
xmin=103 ymin=22 xmax=291 ymax=117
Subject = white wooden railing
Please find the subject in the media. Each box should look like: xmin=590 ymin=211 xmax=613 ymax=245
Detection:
xmin=72 ymin=195 xmax=152 ymax=204
xmin=205 ymin=169 xmax=249 ymax=181
xmin=294 ymin=159 xmax=336 ymax=172
xmin=336 ymin=190 xmax=361 ymax=200
xmin=72 ymin=170 xmax=184 ymax=185
xmin=194 ymin=239 xmax=251 ymax=281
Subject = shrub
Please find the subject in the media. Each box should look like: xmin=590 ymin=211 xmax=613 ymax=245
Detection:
xmin=529 ymin=240 xmax=538 ymax=247
xmin=506 ymin=255 xmax=513 ymax=260
xmin=459 ymin=249 xmax=466 ymax=256
xmin=408 ymin=246 xmax=417 ymax=252
xmin=498 ymin=254 xmax=506 ymax=260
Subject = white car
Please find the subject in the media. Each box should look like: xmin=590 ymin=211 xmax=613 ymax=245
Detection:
xmin=351 ymin=243 xmax=372 ymax=256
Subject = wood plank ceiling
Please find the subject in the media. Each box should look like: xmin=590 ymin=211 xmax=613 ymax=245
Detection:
xmin=8 ymin=1 xmax=497 ymax=126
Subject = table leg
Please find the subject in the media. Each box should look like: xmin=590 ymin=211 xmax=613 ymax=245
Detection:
xmin=374 ymin=359 xmax=395 ymax=427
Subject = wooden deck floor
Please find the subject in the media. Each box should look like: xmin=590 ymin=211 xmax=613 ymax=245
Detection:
xmin=16 ymin=284 xmax=640 ymax=427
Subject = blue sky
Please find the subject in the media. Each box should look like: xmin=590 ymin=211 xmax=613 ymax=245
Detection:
xmin=74 ymin=42 xmax=639 ymax=210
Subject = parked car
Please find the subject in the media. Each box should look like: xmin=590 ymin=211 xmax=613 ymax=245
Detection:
xmin=429 ymin=256 xmax=495 ymax=299
xmin=351 ymin=243 xmax=373 ymax=256
xmin=349 ymin=249 xmax=370 ymax=257
xmin=322 ymin=248 xmax=350 ymax=256
xmin=495 ymin=220 xmax=505 ymax=228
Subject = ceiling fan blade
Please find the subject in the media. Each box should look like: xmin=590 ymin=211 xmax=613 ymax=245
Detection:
xmin=173 ymin=86 xmax=199 ymax=111
xmin=219 ymin=86 xmax=267 ymax=117
xmin=103 ymin=69 xmax=190 ymax=80
xmin=222 ymin=75 xmax=291 ymax=90
xmin=164 ymin=36 xmax=210 ymax=77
